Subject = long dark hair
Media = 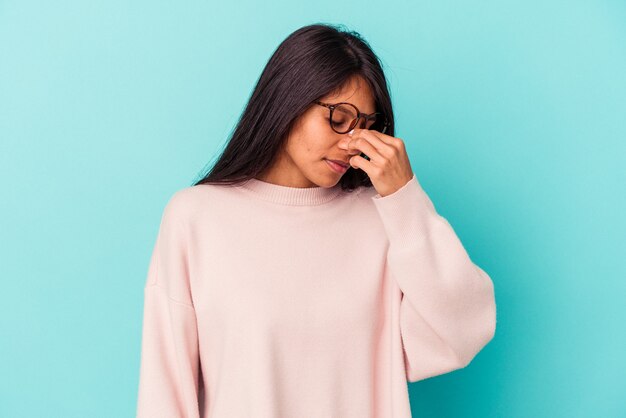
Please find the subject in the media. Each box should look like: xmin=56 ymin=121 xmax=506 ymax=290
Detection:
xmin=192 ymin=23 xmax=394 ymax=191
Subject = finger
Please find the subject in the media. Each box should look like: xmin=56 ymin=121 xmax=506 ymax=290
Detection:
xmin=348 ymin=136 xmax=384 ymax=165
xmin=350 ymin=129 xmax=396 ymax=159
xmin=349 ymin=153 xmax=376 ymax=173
xmin=351 ymin=127 xmax=396 ymax=145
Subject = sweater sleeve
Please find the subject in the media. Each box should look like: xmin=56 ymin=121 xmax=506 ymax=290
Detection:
xmin=136 ymin=196 xmax=203 ymax=418
xmin=372 ymin=173 xmax=497 ymax=383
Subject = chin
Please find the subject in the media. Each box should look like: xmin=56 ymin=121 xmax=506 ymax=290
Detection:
xmin=307 ymin=161 xmax=344 ymax=187
xmin=316 ymin=173 xmax=343 ymax=188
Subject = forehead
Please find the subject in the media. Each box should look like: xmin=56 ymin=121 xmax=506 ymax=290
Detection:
xmin=322 ymin=76 xmax=376 ymax=114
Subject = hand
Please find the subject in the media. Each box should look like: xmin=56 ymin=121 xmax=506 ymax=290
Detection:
xmin=338 ymin=128 xmax=414 ymax=197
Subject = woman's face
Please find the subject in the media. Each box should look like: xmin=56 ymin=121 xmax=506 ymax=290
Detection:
xmin=257 ymin=75 xmax=377 ymax=188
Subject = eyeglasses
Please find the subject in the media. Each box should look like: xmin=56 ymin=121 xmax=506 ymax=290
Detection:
xmin=314 ymin=100 xmax=389 ymax=135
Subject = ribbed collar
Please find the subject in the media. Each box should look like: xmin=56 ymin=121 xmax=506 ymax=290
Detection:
xmin=239 ymin=177 xmax=343 ymax=206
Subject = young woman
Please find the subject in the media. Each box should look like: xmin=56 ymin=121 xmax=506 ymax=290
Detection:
xmin=136 ymin=23 xmax=496 ymax=418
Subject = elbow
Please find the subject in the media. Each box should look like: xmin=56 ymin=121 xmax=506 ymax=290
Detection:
xmin=447 ymin=267 xmax=497 ymax=369
xmin=480 ymin=267 xmax=497 ymax=347
xmin=440 ymin=304 xmax=496 ymax=381
xmin=404 ymin=266 xmax=497 ymax=383
xmin=459 ymin=273 xmax=497 ymax=366
xmin=404 ymin=307 xmax=496 ymax=384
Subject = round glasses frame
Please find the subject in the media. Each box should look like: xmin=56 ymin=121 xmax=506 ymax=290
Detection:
xmin=314 ymin=100 xmax=389 ymax=135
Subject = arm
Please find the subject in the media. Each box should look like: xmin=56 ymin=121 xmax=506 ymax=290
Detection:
xmin=136 ymin=194 xmax=203 ymax=417
xmin=372 ymin=174 xmax=497 ymax=383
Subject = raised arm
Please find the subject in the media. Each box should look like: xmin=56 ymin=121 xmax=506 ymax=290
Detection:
xmin=372 ymin=174 xmax=497 ymax=382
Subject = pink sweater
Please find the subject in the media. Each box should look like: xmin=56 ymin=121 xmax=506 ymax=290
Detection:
xmin=136 ymin=173 xmax=497 ymax=418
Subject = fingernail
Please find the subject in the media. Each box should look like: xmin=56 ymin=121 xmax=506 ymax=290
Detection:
xmin=348 ymin=129 xmax=354 ymax=136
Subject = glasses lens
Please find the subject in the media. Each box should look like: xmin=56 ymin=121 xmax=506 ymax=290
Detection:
xmin=331 ymin=103 xmax=358 ymax=133
xmin=330 ymin=104 xmax=387 ymax=133
xmin=369 ymin=115 xmax=387 ymax=133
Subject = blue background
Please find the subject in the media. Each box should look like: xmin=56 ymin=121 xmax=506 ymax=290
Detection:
xmin=1 ymin=1 xmax=624 ymax=417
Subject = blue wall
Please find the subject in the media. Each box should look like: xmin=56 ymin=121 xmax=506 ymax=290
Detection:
xmin=1 ymin=1 xmax=624 ymax=416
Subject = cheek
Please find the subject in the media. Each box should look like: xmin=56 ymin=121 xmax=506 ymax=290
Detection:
xmin=301 ymin=131 xmax=331 ymax=156
xmin=286 ymin=135 xmax=321 ymax=162
xmin=303 ymin=139 xmax=323 ymax=156
xmin=291 ymin=119 xmax=335 ymax=159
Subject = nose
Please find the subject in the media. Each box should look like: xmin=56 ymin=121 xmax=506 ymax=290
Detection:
xmin=337 ymin=140 xmax=360 ymax=156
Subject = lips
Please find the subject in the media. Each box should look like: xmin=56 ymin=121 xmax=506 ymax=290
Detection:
xmin=326 ymin=159 xmax=349 ymax=168
xmin=325 ymin=159 xmax=350 ymax=174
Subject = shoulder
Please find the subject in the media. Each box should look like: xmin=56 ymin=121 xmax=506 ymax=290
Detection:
xmin=165 ymin=184 xmax=205 ymax=210
xmin=161 ymin=182 xmax=238 ymax=225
